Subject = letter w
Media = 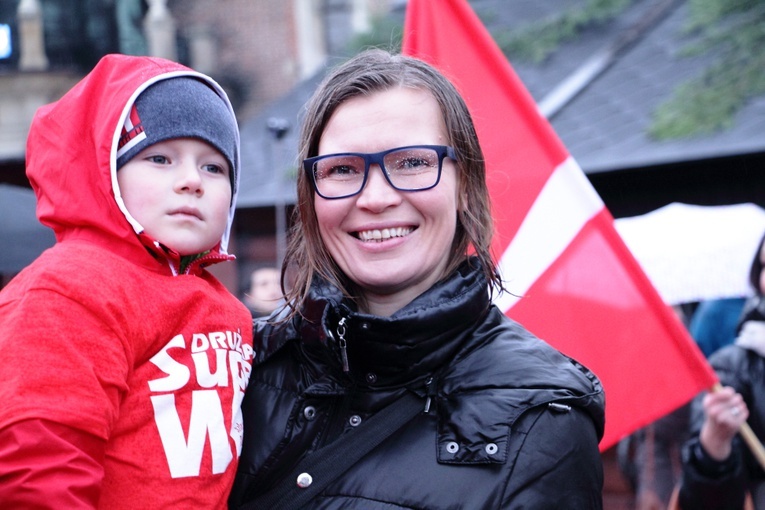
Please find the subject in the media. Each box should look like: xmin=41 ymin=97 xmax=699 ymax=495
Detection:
xmin=150 ymin=391 xmax=234 ymax=478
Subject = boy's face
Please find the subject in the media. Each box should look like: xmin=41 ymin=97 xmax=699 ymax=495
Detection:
xmin=117 ymin=138 xmax=232 ymax=256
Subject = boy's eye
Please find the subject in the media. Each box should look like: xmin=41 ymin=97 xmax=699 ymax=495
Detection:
xmin=147 ymin=155 xmax=168 ymax=164
xmin=203 ymin=163 xmax=227 ymax=175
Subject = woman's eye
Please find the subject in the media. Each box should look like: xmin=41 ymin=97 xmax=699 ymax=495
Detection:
xmin=328 ymin=165 xmax=357 ymax=176
xmin=400 ymin=157 xmax=429 ymax=169
xmin=387 ymin=150 xmax=438 ymax=172
xmin=317 ymin=163 xmax=361 ymax=180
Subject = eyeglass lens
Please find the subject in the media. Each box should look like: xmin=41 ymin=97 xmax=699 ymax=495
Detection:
xmin=312 ymin=146 xmax=442 ymax=198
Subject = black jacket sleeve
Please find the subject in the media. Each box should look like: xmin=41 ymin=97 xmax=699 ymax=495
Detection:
xmin=678 ymin=436 xmax=747 ymax=510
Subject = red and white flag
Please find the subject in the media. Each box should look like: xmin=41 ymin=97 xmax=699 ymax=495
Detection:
xmin=403 ymin=0 xmax=717 ymax=449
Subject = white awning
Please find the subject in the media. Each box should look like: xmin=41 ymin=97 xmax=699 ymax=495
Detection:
xmin=614 ymin=202 xmax=765 ymax=304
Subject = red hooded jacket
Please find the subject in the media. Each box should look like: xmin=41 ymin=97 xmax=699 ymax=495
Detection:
xmin=0 ymin=55 xmax=254 ymax=509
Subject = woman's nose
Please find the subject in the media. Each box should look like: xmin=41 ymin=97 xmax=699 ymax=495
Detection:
xmin=355 ymin=164 xmax=401 ymax=210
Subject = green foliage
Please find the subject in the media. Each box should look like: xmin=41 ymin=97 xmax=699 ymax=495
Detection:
xmin=492 ymin=0 xmax=633 ymax=63
xmin=345 ymin=15 xmax=403 ymax=55
xmin=339 ymin=0 xmax=764 ymax=140
xmin=684 ymin=0 xmax=755 ymax=30
xmin=649 ymin=0 xmax=765 ymax=139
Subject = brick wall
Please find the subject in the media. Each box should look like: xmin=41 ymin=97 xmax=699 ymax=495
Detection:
xmin=170 ymin=0 xmax=304 ymax=120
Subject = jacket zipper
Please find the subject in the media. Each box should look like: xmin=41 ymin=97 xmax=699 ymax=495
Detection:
xmin=424 ymin=376 xmax=437 ymax=413
xmin=336 ymin=316 xmax=350 ymax=372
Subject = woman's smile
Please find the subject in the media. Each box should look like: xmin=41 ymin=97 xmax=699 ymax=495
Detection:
xmin=354 ymin=226 xmax=415 ymax=242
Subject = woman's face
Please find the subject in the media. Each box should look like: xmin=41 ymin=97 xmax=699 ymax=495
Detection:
xmin=314 ymin=87 xmax=461 ymax=316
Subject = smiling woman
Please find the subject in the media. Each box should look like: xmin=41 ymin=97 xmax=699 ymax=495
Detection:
xmin=229 ymin=48 xmax=606 ymax=510
xmin=311 ymin=87 xmax=460 ymax=316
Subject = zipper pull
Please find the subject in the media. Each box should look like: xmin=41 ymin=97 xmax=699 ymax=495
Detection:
xmin=337 ymin=317 xmax=349 ymax=372
xmin=424 ymin=376 xmax=437 ymax=413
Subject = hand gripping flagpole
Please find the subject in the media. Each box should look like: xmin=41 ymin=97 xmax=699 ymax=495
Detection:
xmin=670 ymin=385 xmax=763 ymax=510
xmin=712 ymin=383 xmax=765 ymax=470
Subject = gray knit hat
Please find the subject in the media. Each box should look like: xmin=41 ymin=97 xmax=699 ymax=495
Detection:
xmin=116 ymin=77 xmax=238 ymax=192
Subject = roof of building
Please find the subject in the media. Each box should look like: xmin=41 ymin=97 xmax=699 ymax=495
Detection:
xmin=502 ymin=0 xmax=765 ymax=173
xmin=237 ymin=71 xmax=325 ymax=208
xmin=236 ymin=0 xmax=765 ymax=208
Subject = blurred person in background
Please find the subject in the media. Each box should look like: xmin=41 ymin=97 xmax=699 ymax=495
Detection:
xmin=243 ymin=266 xmax=284 ymax=317
xmin=677 ymin=231 xmax=765 ymax=509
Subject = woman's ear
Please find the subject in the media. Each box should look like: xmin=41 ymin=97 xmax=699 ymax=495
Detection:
xmin=458 ymin=187 xmax=469 ymax=212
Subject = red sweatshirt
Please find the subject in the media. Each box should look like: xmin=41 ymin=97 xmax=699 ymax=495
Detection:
xmin=0 ymin=55 xmax=253 ymax=509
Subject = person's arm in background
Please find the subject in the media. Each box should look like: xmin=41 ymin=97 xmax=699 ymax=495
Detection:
xmin=679 ymin=368 xmax=751 ymax=510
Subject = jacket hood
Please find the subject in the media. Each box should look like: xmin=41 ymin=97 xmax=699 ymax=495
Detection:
xmin=25 ymin=54 xmax=241 ymax=273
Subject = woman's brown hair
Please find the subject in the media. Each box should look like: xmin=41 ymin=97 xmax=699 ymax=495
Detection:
xmin=281 ymin=48 xmax=501 ymax=316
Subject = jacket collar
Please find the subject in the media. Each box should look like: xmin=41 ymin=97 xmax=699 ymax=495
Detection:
xmin=285 ymin=258 xmax=491 ymax=387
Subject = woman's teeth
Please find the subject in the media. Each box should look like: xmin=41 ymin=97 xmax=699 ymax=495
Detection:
xmin=357 ymin=227 xmax=413 ymax=242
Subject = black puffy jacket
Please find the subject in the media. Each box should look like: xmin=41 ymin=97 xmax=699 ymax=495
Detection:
xmin=230 ymin=261 xmax=606 ymax=509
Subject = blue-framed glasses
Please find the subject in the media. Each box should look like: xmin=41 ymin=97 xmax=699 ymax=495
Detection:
xmin=303 ymin=145 xmax=457 ymax=200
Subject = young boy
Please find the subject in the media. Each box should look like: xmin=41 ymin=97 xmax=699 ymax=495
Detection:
xmin=0 ymin=54 xmax=254 ymax=508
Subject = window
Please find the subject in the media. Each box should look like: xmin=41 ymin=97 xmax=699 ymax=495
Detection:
xmin=41 ymin=0 xmax=120 ymax=70
xmin=0 ymin=24 xmax=11 ymax=59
